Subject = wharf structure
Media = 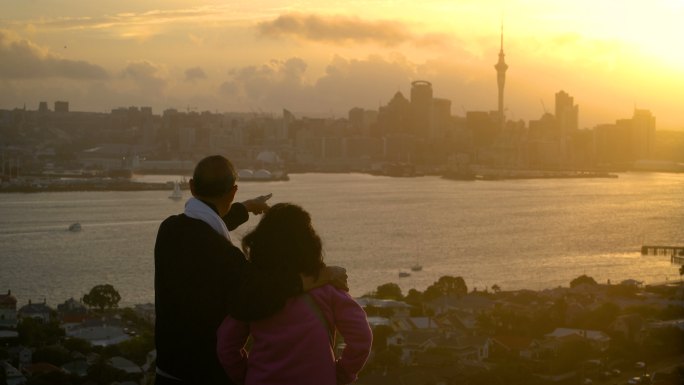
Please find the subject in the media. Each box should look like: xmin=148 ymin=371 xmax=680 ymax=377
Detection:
xmin=641 ymin=245 xmax=684 ymax=264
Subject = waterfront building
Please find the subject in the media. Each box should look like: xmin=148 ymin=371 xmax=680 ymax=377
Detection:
xmin=18 ymin=299 xmax=53 ymax=323
xmin=630 ymin=109 xmax=656 ymax=160
xmin=0 ymin=290 xmax=17 ymax=328
xmin=54 ymin=100 xmax=69 ymax=113
xmin=593 ymin=109 xmax=656 ymax=165
xmin=410 ymin=80 xmax=433 ymax=138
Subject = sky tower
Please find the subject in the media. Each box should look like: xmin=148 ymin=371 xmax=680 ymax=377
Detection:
xmin=494 ymin=22 xmax=508 ymax=129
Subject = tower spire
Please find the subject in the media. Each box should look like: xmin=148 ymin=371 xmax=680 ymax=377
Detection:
xmin=495 ymin=21 xmax=508 ymax=130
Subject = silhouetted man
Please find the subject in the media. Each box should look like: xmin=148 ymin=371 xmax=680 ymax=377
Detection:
xmin=154 ymin=155 xmax=271 ymax=384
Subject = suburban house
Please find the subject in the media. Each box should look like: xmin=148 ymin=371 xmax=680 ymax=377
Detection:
xmin=17 ymin=299 xmax=53 ymax=323
xmin=0 ymin=290 xmax=17 ymax=327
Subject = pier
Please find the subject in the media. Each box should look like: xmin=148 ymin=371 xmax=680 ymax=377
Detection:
xmin=641 ymin=245 xmax=684 ymax=264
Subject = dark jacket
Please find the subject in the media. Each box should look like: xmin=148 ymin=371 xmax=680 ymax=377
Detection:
xmin=154 ymin=203 xmax=249 ymax=384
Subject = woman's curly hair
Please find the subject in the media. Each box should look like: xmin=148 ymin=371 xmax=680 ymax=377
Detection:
xmin=242 ymin=203 xmax=324 ymax=279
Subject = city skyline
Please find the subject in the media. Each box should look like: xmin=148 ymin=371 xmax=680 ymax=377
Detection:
xmin=1 ymin=1 xmax=683 ymax=130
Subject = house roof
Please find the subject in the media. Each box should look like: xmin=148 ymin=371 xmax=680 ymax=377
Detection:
xmin=366 ymin=316 xmax=391 ymax=327
xmin=18 ymin=302 xmax=53 ymax=314
xmin=57 ymin=298 xmax=87 ymax=313
xmin=109 ymin=356 xmax=142 ymax=374
xmin=0 ymin=291 xmax=17 ymax=307
xmin=61 ymin=360 xmax=90 ymax=376
xmin=546 ymin=328 xmax=610 ymax=342
xmin=23 ymin=362 xmax=62 ymax=375
xmin=407 ymin=317 xmax=438 ymax=330
xmin=426 ymin=293 xmax=495 ymax=311
xmin=356 ymin=297 xmax=412 ymax=309
xmin=394 ymin=330 xmax=440 ymax=346
xmin=0 ymin=330 xmax=19 ymax=339
xmin=492 ymin=335 xmax=534 ymax=351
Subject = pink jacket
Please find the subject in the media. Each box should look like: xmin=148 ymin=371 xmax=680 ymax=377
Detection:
xmin=217 ymin=285 xmax=372 ymax=385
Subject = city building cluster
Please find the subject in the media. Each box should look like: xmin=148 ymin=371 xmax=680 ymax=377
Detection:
xmin=0 ymin=30 xmax=680 ymax=184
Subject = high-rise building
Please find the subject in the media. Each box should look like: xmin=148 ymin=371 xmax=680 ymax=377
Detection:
xmin=494 ymin=23 xmax=508 ymax=129
xmin=410 ymin=80 xmax=433 ymax=138
xmin=430 ymin=98 xmax=451 ymax=140
xmin=630 ymin=109 xmax=656 ymax=160
xmin=555 ymin=91 xmax=578 ymax=133
xmin=54 ymin=101 xmax=69 ymax=113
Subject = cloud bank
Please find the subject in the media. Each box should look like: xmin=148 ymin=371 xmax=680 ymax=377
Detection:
xmin=257 ymin=13 xmax=431 ymax=47
xmin=0 ymin=30 xmax=108 ymax=80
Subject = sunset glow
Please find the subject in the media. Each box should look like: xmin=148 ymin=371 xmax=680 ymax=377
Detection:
xmin=1 ymin=0 xmax=682 ymax=129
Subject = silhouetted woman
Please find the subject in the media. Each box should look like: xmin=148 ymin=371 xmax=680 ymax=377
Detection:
xmin=217 ymin=203 xmax=372 ymax=385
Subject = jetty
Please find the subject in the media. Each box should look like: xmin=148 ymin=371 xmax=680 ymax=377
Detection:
xmin=641 ymin=245 xmax=684 ymax=264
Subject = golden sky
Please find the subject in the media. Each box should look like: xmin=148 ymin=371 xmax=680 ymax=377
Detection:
xmin=1 ymin=0 xmax=682 ymax=129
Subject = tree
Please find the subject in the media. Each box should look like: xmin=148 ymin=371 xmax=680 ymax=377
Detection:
xmin=118 ymin=333 xmax=155 ymax=366
xmin=680 ymin=264 xmax=684 ymax=281
xmin=83 ymin=284 xmax=121 ymax=311
xmin=570 ymin=274 xmax=597 ymax=288
xmin=374 ymin=283 xmax=403 ymax=300
xmin=62 ymin=337 xmax=92 ymax=355
xmin=86 ymin=357 xmax=127 ymax=384
xmin=17 ymin=318 xmax=65 ymax=347
xmin=423 ymin=276 xmax=468 ymax=301
xmin=33 ymin=345 xmax=71 ymax=366
xmin=491 ymin=284 xmax=501 ymax=294
xmin=371 ymin=325 xmax=395 ymax=351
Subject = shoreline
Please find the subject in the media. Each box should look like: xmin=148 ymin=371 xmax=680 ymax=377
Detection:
xmin=0 ymin=169 xmax=622 ymax=193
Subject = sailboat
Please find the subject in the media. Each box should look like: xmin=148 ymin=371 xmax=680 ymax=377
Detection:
xmin=168 ymin=181 xmax=183 ymax=201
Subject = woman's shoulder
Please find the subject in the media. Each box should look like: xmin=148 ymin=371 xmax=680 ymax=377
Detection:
xmin=307 ymin=284 xmax=353 ymax=303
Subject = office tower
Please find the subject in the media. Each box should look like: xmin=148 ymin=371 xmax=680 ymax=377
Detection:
xmin=410 ymin=80 xmax=433 ymax=137
xmin=494 ymin=23 xmax=508 ymax=129
xmin=555 ymin=91 xmax=578 ymax=133
xmin=54 ymin=101 xmax=69 ymax=113
xmin=630 ymin=109 xmax=656 ymax=160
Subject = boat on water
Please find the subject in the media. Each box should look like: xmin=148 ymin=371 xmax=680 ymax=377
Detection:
xmin=168 ymin=181 xmax=183 ymax=201
xmin=68 ymin=223 xmax=81 ymax=232
xmin=411 ymin=264 xmax=423 ymax=272
xmin=398 ymin=271 xmax=411 ymax=278
xmin=237 ymin=169 xmax=289 ymax=182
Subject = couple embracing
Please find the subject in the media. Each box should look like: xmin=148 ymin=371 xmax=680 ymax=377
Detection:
xmin=154 ymin=155 xmax=372 ymax=385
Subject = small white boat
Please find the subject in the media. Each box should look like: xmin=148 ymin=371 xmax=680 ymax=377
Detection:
xmin=168 ymin=181 xmax=183 ymax=201
xmin=68 ymin=223 xmax=81 ymax=232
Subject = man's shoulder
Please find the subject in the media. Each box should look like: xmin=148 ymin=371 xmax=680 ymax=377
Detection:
xmin=157 ymin=214 xmax=204 ymax=237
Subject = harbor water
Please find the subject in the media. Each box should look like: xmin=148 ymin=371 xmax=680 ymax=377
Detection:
xmin=0 ymin=172 xmax=682 ymax=307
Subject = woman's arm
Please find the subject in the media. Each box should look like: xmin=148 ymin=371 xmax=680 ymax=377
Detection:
xmin=216 ymin=316 xmax=250 ymax=385
xmin=301 ymin=266 xmax=349 ymax=292
xmin=329 ymin=289 xmax=373 ymax=384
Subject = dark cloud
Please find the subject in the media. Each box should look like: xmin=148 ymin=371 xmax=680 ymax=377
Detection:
xmin=184 ymin=66 xmax=207 ymax=82
xmin=0 ymin=31 xmax=108 ymax=80
xmin=219 ymin=57 xmax=311 ymax=108
xmin=257 ymin=13 xmax=413 ymax=46
xmin=219 ymin=56 xmax=418 ymax=114
xmin=121 ymin=60 xmax=167 ymax=95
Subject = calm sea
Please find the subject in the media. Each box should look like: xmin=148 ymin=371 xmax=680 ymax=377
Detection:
xmin=0 ymin=172 xmax=682 ymax=307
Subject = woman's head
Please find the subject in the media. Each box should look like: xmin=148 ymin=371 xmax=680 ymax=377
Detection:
xmin=242 ymin=203 xmax=324 ymax=277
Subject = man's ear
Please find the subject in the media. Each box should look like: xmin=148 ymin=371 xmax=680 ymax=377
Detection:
xmin=226 ymin=184 xmax=238 ymax=201
xmin=189 ymin=178 xmax=196 ymax=195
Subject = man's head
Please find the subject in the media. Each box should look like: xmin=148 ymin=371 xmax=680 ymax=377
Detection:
xmin=189 ymin=155 xmax=238 ymax=216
